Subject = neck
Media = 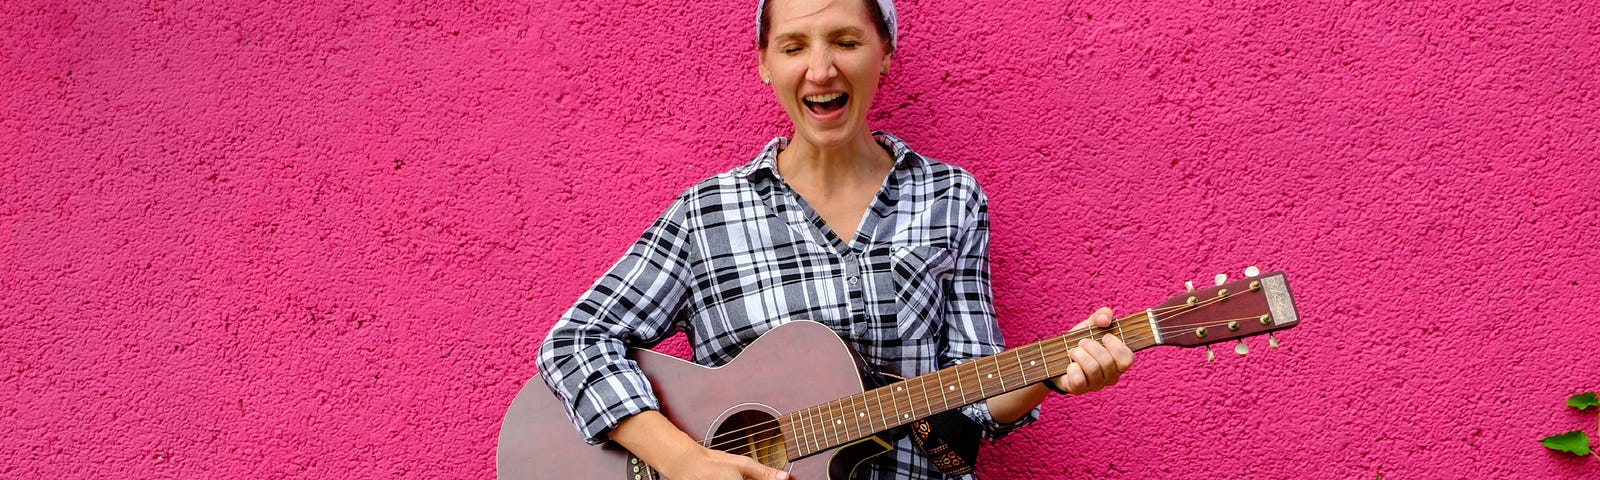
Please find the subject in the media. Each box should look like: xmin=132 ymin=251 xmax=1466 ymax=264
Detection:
xmin=777 ymin=131 xmax=892 ymax=191
xmin=778 ymin=312 xmax=1161 ymax=459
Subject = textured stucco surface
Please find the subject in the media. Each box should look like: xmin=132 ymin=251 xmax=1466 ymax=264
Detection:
xmin=4 ymin=0 xmax=1599 ymax=478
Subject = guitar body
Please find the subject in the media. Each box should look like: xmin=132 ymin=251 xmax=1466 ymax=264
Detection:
xmin=497 ymin=321 xmax=891 ymax=479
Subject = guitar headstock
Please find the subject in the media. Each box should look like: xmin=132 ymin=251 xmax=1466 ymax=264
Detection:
xmin=1149 ymin=268 xmax=1299 ymax=357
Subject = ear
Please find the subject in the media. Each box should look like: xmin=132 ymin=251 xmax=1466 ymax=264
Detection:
xmin=879 ymin=54 xmax=892 ymax=75
xmin=758 ymin=49 xmax=771 ymax=83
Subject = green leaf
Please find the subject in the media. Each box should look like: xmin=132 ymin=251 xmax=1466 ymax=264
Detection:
xmin=1541 ymin=430 xmax=1592 ymax=455
xmin=1567 ymin=391 xmax=1599 ymax=410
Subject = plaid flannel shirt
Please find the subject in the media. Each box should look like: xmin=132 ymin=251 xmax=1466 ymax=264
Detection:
xmin=537 ymin=132 xmax=1037 ymax=479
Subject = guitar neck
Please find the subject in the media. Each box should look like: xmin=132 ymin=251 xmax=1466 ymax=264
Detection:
xmin=778 ymin=311 xmax=1161 ymax=459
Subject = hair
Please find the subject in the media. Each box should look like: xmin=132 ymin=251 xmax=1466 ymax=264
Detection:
xmin=758 ymin=0 xmax=894 ymax=53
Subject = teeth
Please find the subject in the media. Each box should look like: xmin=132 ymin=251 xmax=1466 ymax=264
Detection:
xmin=804 ymin=92 xmax=844 ymax=103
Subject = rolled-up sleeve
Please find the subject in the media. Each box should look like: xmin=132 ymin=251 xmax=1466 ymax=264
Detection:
xmin=939 ymin=183 xmax=1039 ymax=439
xmin=536 ymin=193 xmax=696 ymax=444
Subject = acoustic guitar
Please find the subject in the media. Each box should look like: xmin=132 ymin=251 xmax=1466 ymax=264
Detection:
xmin=498 ymin=269 xmax=1299 ymax=479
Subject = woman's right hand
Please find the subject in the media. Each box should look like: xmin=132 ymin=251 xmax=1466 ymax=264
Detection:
xmin=609 ymin=410 xmax=788 ymax=480
xmin=658 ymin=444 xmax=789 ymax=480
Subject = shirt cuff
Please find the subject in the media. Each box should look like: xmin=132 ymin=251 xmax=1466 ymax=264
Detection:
xmin=564 ymin=360 xmax=662 ymax=445
xmin=959 ymin=397 xmax=1039 ymax=440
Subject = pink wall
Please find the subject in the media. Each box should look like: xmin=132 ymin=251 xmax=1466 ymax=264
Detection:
xmin=4 ymin=0 xmax=1598 ymax=478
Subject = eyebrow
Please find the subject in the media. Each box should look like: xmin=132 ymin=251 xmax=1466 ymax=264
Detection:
xmin=772 ymin=26 xmax=866 ymax=43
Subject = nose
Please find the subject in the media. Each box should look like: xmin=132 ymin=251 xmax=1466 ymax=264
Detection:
xmin=804 ymin=48 xmax=837 ymax=84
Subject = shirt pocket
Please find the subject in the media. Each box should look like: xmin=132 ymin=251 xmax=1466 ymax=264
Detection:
xmin=886 ymin=244 xmax=955 ymax=340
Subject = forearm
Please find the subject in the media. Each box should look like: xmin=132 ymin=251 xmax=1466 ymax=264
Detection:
xmin=608 ymin=411 xmax=701 ymax=474
xmin=985 ymin=383 xmax=1051 ymax=424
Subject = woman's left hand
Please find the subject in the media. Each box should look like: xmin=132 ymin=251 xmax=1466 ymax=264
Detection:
xmin=1054 ymin=307 xmax=1135 ymax=394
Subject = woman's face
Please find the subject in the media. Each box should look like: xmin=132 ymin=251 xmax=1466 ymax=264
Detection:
xmin=759 ymin=0 xmax=892 ymax=151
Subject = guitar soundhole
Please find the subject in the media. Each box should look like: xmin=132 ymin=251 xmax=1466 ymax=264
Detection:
xmin=708 ymin=409 xmax=787 ymax=470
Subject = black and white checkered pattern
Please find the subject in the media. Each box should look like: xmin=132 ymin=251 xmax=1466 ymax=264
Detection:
xmin=538 ymin=132 xmax=1037 ymax=479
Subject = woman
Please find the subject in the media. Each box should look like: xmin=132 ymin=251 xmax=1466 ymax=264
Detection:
xmin=537 ymin=0 xmax=1135 ymax=478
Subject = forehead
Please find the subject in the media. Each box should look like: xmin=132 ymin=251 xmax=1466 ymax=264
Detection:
xmin=765 ymin=0 xmax=874 ymax=34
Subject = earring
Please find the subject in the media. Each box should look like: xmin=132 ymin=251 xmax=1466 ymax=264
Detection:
xmin=762 ymin=77 xmax=771 ymax=85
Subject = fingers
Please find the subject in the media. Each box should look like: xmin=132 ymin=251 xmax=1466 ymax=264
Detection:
xmin=1081 ymin=338 xmax=1118 ymax=385
xmin=1104 ymin=333 xmax=1134 ymax=373
xmin=1059 ymin=307 xmax=1135 ymax=396
xmin=1062 ymin=362 xmax=1088 ymax=395
xmin=1069 ymin=341 xmax=1106 ymax=390
xmin=735 ymin=455 xmax=788 ymax=480
xmin=1064 ymin=336 xmax=1133 ymax=394
xmin=1091 ymin=306 xmax=1114 ymax=327
xmin=1071 ymin=307 xmax=1115 ymax=331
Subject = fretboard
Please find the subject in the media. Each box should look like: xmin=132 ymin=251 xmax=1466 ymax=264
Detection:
xmin=777 ymin=311 xmax=1160 ymax=458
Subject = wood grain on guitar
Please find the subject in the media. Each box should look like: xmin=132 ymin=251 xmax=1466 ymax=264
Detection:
xmin=498 ymin=269 xmax=1299 ymax=479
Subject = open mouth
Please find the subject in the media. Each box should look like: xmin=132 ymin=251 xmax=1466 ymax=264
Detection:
xmin=803 ymin=92 xmax=849 ymax=116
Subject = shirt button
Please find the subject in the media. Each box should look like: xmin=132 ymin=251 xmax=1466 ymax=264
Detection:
xmin=847 ymin=276 xmax=860 ymax=286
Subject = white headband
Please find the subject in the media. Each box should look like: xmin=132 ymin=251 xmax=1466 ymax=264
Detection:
xmin=756 ymin=0 xmax=898 ymax=51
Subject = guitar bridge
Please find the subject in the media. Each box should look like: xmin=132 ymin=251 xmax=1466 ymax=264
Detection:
xmin=624 ymin=454 xmax=658 ymax=480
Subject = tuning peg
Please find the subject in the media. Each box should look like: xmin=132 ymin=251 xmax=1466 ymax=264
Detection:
xmin=1214 ymin=273 xmax=1228 ymax=286
xmin=1269 ymin=333 xmax=1279 ymax=349
xmin=1185 ymin=280 xmax=1195 ymax=292
xmin=1205 ymin=346 xmax=1215 ymax=362
xmin=1245 ymin=266 xmax=1260 ymax=277
xmin=1234 ymin=340 xmax=1249 ymax=356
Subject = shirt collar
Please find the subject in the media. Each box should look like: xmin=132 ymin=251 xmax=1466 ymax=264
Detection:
xmin=732 ymin=131 xmax=926 ymax=180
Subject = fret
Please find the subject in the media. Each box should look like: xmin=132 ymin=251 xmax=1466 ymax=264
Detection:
xmin=810 ymin=404 xmax=823 ymax=454
xmin=790 ymin=408 xmax=803 ymax=457
xmin=873 ymin=386 xmax=888 ymax=432
xmin=847 ymin=392 xmax=859 ymax=442
xmin=935 ymin=369 xmax=949 ymax=411
xmin=788 ymin=409 xmax=803 ymax=457
xmin=902 ymin=380 xmax=915 ymax=422
xmin=800 ymin=406 xmax=811 ymax=456
xmin=1014 ymin=349 xmax=1027 ymax=384
xmin=852 ymin=392 xmax=866 ymax=440
xmin=917 ymin=376 xmax=932 ymax=421
xmin=955 ymin=361 xmax=971 ymax=405
xmin=842 ymin=397 xmax=855 ymax=443
xmin=1060 ymin=334 xmax=1072 ymax=377
xmin=832 ymin=396 xmax=844 ymax=444
xmin=992 ymin=355 xmax=1006 ymax=391
xmin=1036 ymin=342 xmax=1049 ymax=379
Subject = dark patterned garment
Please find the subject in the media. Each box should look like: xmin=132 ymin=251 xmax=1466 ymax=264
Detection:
xmin=537 ymin=132 xmax=1037 ymax=479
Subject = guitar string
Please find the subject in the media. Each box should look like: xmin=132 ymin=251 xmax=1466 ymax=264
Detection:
xmin=687 ymin=293 xmax=1267 ymax=461
xmin=642 ymin=312 xmax=1269 ymax=474
xmin=681 ymin=286 xmax=1241 ymax=454
xmin=694 ymin=315 xmax=1254 ymax=460
xmin=687 ymin=290 xmax=1258 ymax=457
xmin=639 ymin=289 xmax=1275 ymax=475
xmin=635 ymin=307 xmax=1225 ymax=479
